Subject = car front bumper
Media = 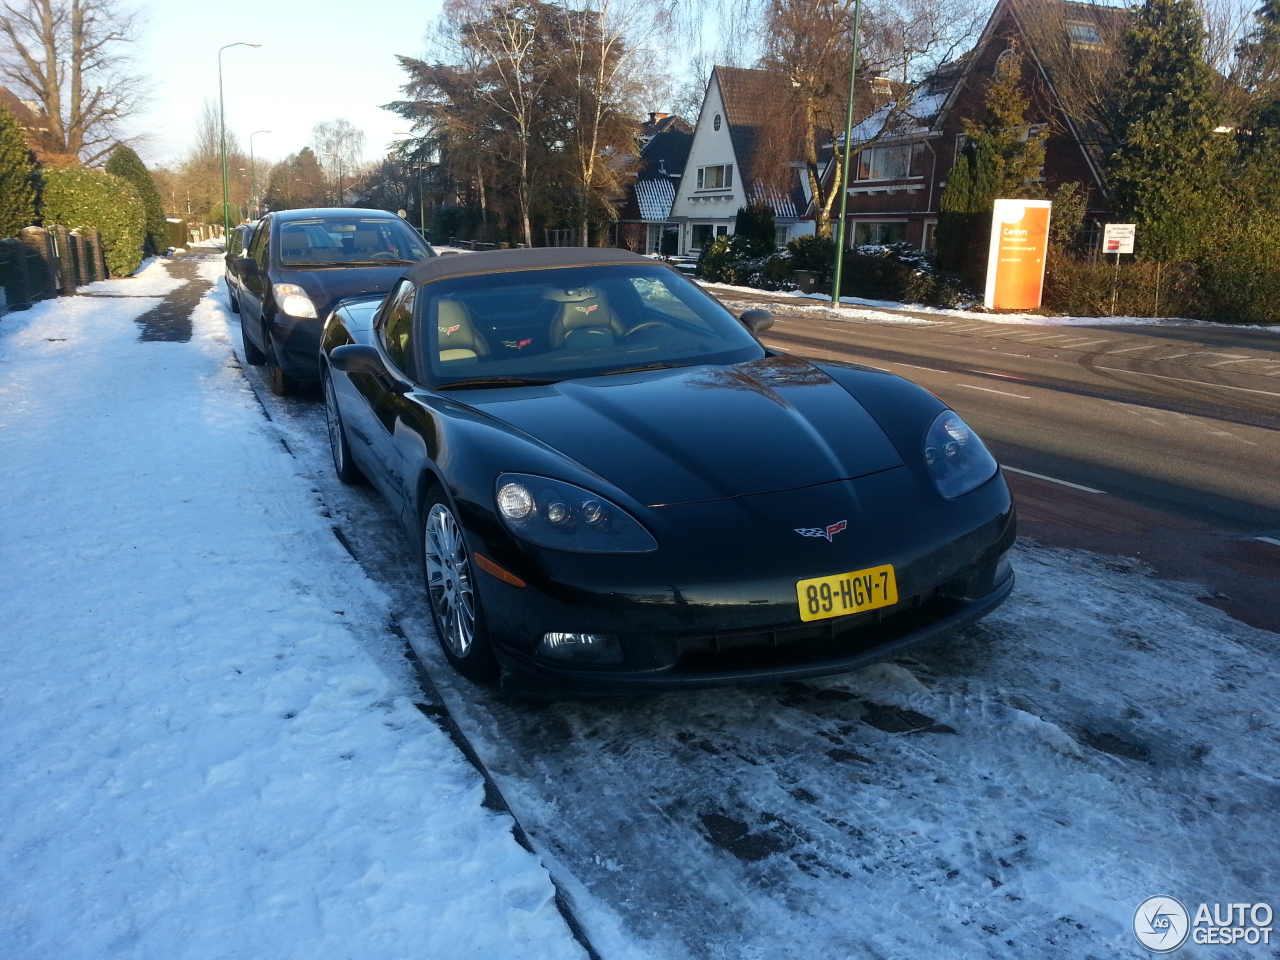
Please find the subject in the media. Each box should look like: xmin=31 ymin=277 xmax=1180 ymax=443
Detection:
xmin=469 ymin=471 xmax=1016 ymax=696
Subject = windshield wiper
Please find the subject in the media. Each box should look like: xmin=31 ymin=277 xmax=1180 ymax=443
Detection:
xmin=436 ymin=376 xmax=557 ymax=391
xmin=600 ymin=361 xmax=683 ymax=376
xmin=340 ymin=259 xmax=416 ymax=266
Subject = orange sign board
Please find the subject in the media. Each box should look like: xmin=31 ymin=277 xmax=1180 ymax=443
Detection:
xmin=984 ymin=199 xmax=1052 ymax=310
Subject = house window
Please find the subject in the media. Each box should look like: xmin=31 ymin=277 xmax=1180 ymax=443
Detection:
xmin=853 ymin=221 xmax=908 ymax=246
xmin=923 ymin=221 xmax=938 ymax=251
xmin=775 ymin=226 xmax=789 ymax=249
xmin=697 ymin=164 xmax=733 ymax=190
xmin=855 ymin=142 xmax=926 ymax=181
xmin=691 ymin=224 xmax=714 ymax=249
xmin=1066 ymin=21 xmax=1102 ymax=45
xmin=713 ymin=114 xmax=722 ymax=131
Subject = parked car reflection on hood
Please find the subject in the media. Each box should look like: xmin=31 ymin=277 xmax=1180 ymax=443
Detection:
xmin=235 ymin=207 xmax=435 ymax=395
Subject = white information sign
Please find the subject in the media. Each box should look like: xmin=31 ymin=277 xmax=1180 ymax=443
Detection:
xmin=1103 ymin=223 xmax=1136 ymax=255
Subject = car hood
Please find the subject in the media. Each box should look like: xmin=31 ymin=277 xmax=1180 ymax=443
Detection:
xmin=277 ymin=264 xmax=410 ymax=320
xmin=470 ymin=354 xmax=905 ymax=506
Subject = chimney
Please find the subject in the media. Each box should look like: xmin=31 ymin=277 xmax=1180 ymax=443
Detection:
xmin=648 ymin=112 xmax=669 ymax=124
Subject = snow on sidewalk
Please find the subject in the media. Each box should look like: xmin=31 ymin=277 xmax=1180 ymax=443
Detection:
xmin=0 ymin=265 xmax=585 ymax=960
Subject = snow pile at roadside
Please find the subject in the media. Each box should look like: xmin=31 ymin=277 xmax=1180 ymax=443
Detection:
xmin=0 ymin=267 xmax=584 ymax=960
xmin=699 ymin=279 xmax=1280 ymax=330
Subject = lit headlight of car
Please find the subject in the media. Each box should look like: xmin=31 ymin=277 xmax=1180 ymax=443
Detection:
xmin=923 ymin=411 xmax=998 ymax=499
xmin=272 ymin=283 xmax=317 ymax=318
xmin=495 ymin=473 xmax=657 ymax=553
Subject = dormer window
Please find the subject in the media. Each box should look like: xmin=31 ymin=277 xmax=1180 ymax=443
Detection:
xmin=697 ymin=164 xmax=733 ymax=190
xmin=1066 ymin=21 xmax=1102 ymax=45
xmin=856 ymin=142 xmax=925 ymax=181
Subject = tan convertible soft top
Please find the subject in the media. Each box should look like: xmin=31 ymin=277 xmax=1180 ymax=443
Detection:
xmin=406 ymin=246 xmax=657 ymax=285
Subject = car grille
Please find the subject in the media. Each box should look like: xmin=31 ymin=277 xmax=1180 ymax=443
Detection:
xmin=673 ymin=587 xmax=938 ymax=656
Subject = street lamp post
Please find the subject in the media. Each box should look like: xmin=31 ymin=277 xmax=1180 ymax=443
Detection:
xmin=249 ymin=130 xmax=271 ymax=218
xmin=218 ymin=41 xmax=262 ymax=242
xmin=830 ymin=0 xmax=864 ymax=308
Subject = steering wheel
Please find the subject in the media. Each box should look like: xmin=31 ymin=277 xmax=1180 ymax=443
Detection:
xmin=367 ymin=252 xmax=398 ymax=260
xmin=624 ymin=321 xmax=672 ymax=340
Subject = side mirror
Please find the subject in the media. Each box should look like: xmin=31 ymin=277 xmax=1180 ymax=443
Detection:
xmin=328 ymin=343 xmax=388 ymax=377
xmin=236 ymin=256 xmax=258 ymax=276
xmin=740 ymin=308 xmax=774 ymax=336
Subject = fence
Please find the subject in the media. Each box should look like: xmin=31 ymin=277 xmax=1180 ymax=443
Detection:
xmin=0 ymin=225 xmax=110 ymax=318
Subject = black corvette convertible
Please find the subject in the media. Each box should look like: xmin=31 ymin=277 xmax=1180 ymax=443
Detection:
xmin=320 ymin=248 xmax=1015 ymax=696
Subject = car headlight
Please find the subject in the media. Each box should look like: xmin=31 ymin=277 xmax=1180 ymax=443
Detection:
xmin=272 ymin=283 xmax=317 ymax=318
xmin=495 ymin=473 xmax=657 ymax=554
xmin=923 ymin=411 xmax=998 ymax=499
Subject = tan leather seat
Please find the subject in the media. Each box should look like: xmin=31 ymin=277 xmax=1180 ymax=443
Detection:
xmin=546 ymin=288 xmax=625 ymax=348
xmin=436 ymin=299 xmax=490 ymax=362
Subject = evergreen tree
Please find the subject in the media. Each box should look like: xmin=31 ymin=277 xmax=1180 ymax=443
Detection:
xmin=0 ymin=104 xmax=37 ymax=239
xmin=106 ymin=146 xmax=168 ymax=255
xmin=963 ymin=42 xmax=1048 ymax=199
xmin=1108 ymin=0 xmax=1224 ymax=261
xmin=732 ymin=203 xmax=777 ymax=258
xmin=1237 ymin=0 xmax=1280 ymax=133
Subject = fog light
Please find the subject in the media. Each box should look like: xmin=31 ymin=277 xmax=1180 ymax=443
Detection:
xmin=539 ymin=632 xmax=623 ymax=664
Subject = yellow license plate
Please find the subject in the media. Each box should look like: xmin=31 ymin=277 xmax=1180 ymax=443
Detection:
xmin=796 ymin=564 xmax=897 ymax=622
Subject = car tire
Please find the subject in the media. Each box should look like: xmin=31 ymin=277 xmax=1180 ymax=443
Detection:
xmin=227 ymin=281 xmax=240 ymax=314
xmin=264 ymin=327 xmax=299 ymax=397
xmin=323 ymin=369 xmax=366 ymax=485
xmin=421 ymin=489 xmax=498 ymax=682
xmin=241 ymin=316 xmax=265 ymax=366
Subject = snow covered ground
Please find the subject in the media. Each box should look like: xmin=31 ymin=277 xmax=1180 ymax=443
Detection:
xmin=698 ymin=279 xmax=1280 ymax=331
xmin=2 ymin=255 xmax=1277 ymax=960
xmin=0 ymin=259 xmax=584 ymax=960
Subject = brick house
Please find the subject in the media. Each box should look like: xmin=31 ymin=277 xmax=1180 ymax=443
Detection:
xmin=828 ymin=0 xmax=1125 ymax=250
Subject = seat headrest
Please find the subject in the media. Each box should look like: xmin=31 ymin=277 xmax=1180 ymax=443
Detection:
xmin=543 ymin=286 xmax=601 ymax=303
xmin=436 ymin=299 xmax=488 ymax=361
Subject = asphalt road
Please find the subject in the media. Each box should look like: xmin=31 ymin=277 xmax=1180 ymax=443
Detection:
xmin=711 ymin=291 xmax=1280 ymax=632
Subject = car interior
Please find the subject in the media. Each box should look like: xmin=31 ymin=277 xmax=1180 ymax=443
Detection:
xmin=420 ymin=266 xmax=763 ymax=383
xmin=278 ymin=218 xmax=428 ymax=265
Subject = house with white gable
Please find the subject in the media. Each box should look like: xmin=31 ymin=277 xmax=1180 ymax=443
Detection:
xmin=668 ymin=66 xmax=811 ymax=256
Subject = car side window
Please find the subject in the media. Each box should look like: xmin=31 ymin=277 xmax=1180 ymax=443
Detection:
xmin=380 ymin=280 xmax=418 ymax=380
xmin=249 ymin=219 xmax=271 ymax=270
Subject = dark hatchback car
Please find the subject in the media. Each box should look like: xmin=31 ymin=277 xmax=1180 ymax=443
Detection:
xmin=235 ymin=208 xmax=435 ymax=395
xmin=223 ymin=221 xmax=257 ymax=311
xmin=320 ymin=248 xmax=1016 ymax=697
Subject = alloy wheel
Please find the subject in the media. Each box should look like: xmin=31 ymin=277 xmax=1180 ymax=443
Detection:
xmin=424 ymin=503 xmax=476 ymax=658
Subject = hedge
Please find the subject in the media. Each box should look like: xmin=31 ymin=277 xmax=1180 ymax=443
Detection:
xmin=105 ymin=146 xmax=167 ymax=256
xmin=0 ymin=103 xmax=36 ymax=239
xmin=41 ymin=167 xmax=145 ymax=277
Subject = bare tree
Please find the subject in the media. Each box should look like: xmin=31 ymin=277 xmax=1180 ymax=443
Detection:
xmin=0 ymin=0 xmax=145 ymax=163
xmin=560 ymin=0 xmax=662 ymax=244
xmin=756 ymin=0 xmax=982 ymax=238
xmin=311 ymin=118 xmax=366 ymax=205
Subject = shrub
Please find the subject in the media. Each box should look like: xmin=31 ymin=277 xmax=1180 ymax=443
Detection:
xmin=105 ymin=146 xmax=168 ymax=256
xmin=838 ymin=243 xmax=966 ymax=307
xmin=696 ymin=234 xmax=735 ymax=282
xmin=42 ymin=167 xmax=145 ymax=277
xmin=787 ymin=233 xmax=836 ymax=278
xmin=732 ymin=203 xmax=776 ymax=258
xmin=0 ymin=103 xmax=36 ymax=239
xmin=1043 ymin=257 xmax=1202 ymax=318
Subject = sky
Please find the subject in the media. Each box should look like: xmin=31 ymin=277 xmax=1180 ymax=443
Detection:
xmin=132 ymin=0 xmax=448 ymax=169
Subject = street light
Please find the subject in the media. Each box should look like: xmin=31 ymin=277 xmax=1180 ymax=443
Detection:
xmin=830 ymin=0 xmax=864 ymax=308
xmin=219 ymin=41 xmax=262 ymax=243
xmin=394 ymin=131 xmax=427 ymax=236
xmin=249 ymin=130 xmax=271 ymax=218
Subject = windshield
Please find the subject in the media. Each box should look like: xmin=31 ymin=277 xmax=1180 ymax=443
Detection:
xmin=276 ymin=216 xmax=431 ymax=266
xmin=421 ymin=263 xmax=765 ymax=387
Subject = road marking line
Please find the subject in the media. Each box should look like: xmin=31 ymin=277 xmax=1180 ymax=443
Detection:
xmin=1055 ymin=339 xmax=1111 ymax=348
xmin=974 ymin=370 xmax=1033 ymax=381
xmin=1256 ymin=537 xmax=1280 ymax=547
xmin=956 ymin=383 xmax=1031 ymax=399
xmin=1003 ymin=466 xmax=1106 ymax=493
xmin=1105 ymin=369 xmax=1280 ymax=397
